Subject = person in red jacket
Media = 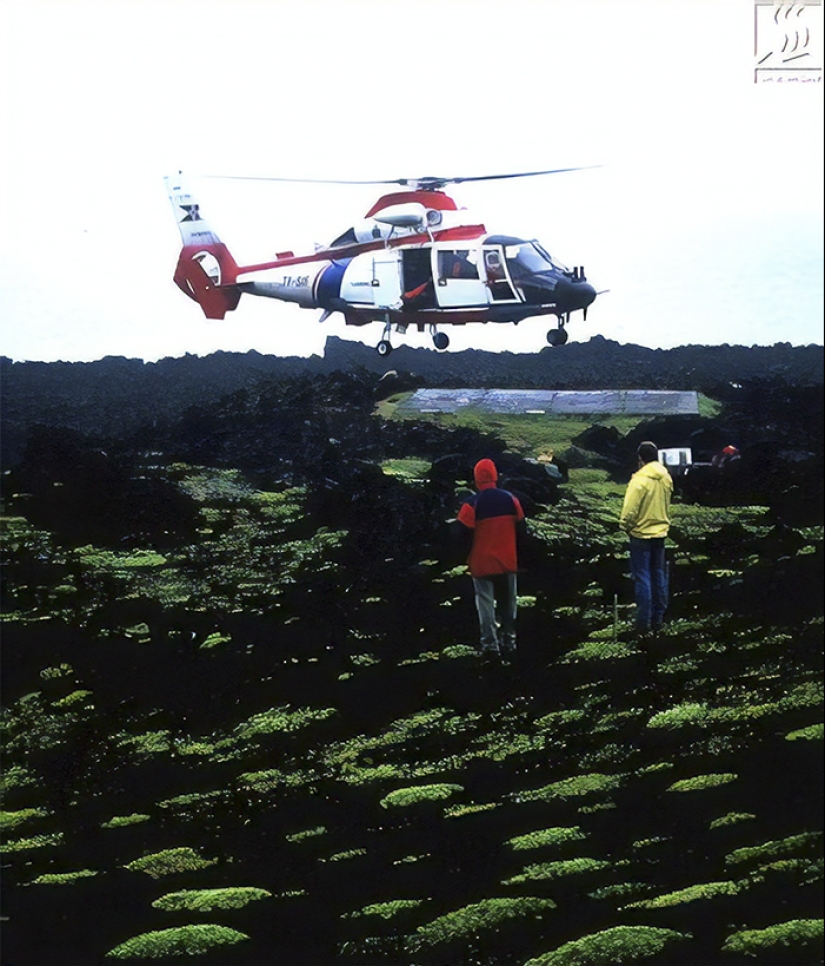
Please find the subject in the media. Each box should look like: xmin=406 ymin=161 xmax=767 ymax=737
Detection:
xmin=457 ymin=459 xmax=525 ymax=659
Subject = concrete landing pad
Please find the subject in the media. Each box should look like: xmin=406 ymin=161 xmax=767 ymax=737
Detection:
xmin=396 ymin=389 xmax=699 ymax=416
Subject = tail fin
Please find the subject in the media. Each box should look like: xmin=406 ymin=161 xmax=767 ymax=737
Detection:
xmin=164 ymin=174 xmax=241 ymax=319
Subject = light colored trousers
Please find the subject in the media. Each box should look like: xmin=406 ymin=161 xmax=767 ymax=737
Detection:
xmin=472 ymin=573 xmax=518 ymax=652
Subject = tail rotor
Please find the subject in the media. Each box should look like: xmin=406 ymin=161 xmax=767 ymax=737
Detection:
xmin=164 ymin=174 xmax=241 ymax=319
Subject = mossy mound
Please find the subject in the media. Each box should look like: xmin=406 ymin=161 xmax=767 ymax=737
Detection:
xmin=344 ymin=899 xmax=427 ymax=920
xmin=151 ymin=887 xmax=271 ymax=912
xmin=507 ymin=827 xmax=588 ymax=851
xmin=724 ymin=832 xmax=822 ymax=869
xmin=666 ymin=773 xmax=737 ymax=793
xmin=0 ymin=807 xmax=48 ymax=831
xmin=785 ymin=722 xmax=824 ymax=741
xmin=515 ymin=773 xmax=625 ymax=802
xmin=721 ymin=918 xmax=823 ymax=955
xmin=101 ymin=813 xmax=151 ymax=829
xmin=28 ymin=869 xmax=98 ymax=885
xmin=105 ymin=924 xmax=249 ymax=959
xmin=380 ymin=783 xmax=464 ymax=808
xmin=123 ymin=847 xmax=218 ymax=878
xmin=624 ymin=879 xmax=748 ymax=909
xmin=504 ymin=858 xmax=611 ymax=885
xmin=410 ymin=896 xmax=556 ymax=949
xmin=524 ymin=925 xmax=691 ymax=965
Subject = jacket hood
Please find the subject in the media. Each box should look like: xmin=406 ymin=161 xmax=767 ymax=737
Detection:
xmin=637 ymin=459 xmax=671 ymax=482
xmin=473 ymin=459 xmax=499 ymax=489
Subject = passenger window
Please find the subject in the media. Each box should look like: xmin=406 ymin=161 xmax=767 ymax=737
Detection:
xmin=438 ymin=250 xmax=478 ymax=281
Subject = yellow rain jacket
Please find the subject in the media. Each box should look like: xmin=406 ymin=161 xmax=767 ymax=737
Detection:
xmin=619 ymin=459 xmax=673 ymax=538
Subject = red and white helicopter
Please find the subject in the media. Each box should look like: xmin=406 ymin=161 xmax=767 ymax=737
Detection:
xmin=164 ymin=169 xmax=600 ymax=356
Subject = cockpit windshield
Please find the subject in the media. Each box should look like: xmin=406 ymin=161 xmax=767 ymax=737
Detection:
xmin=503 ymin=241 xmax=568 ymax=277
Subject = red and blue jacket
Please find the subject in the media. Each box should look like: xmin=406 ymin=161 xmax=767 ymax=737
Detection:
xmin=457 ymin=460 xmax=525 ymax=577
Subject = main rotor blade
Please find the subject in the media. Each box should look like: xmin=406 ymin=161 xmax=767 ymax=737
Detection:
xmin=438 ymin=166 xmax=601 ymax=186
xmin=198 ymin=166 xmax=600 ymax=189
xmin=199 ymin=175 xmax=410 ymax=184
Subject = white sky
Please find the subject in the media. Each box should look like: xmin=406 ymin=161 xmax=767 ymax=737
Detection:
xmin=0 ymin=0 xmax=822 ymax=362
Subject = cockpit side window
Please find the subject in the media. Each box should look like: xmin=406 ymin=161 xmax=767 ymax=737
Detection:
xmin=504 ymin=241 xmax=556 ymax=278
xmin=534 ymin=241 xmax=569 ymax=273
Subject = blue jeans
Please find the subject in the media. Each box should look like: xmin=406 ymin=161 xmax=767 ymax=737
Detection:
xmin=628 ymin=537 xmax=668 ymax=631
xmin=472 ymin=573 xmax=518 ymax=651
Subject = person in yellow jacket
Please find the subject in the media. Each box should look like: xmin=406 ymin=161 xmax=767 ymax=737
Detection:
xmin=619 ymin=441 xmax=674 ymax=635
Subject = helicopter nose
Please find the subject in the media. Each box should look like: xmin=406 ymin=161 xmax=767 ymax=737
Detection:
xmin=555 ymin=278 xmax=597 ymax=312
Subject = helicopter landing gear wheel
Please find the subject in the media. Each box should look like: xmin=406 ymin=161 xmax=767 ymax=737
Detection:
xmin=377 ymin=339 xmax=393 ymax=357
xmin=429 ymin=323 xmax=449 ymax=351
xmin=546 ymin=327 xmax=569 ymax=346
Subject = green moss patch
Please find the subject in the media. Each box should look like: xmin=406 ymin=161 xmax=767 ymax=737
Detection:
xmin=152 ymin=887 xmax=271 ymax=912
xmin=666 ymin=773 xmax=737 ymax=793
xmin=322 ymin=848 xmax=368 ymax=863
xmin=648 ymin=684 xmax=824 ymax=732
xmin=236 ymin=767 xmax=314 ymax=792
xmin=444 ymin=802 xmax=501 ymax=819
xmin=1 ymin=832 xmax=63 ymax=852
xmin=523 ymin=925 xmax=691 ymax=965
xmin=29 ymin=869 xmax=98 ymax=885
xmin=344 ymin=899 xmax=427 ymax=920
xmin=507 ymin=827 xmax=588 ymax=850
xmin=504 ymin=858 xmax=610 ymax=885
xmin=710 ymin=812 xmax=756 ymax=830
xmin=722 ymin=919 xmax=823 ymax=955
xmin=515 ymin=773 xmax=625 ymax=802
xmin=380 ymin=784 xmax=463 ymax=808
xmin=106 ymin=924 xmax=249 ymax=959
xmin=785 ymin=723 xmax=824 ymax=741
xmin=411 ymin=897 xmax=556 ymax=948
xmin=285 ymin=826 xmax=326 ymax=843
xmin=624 ymin=879 xmax=748 ymax=909
xmin=123 ymin=847 xmax=218 ymax=878
xmin=380 ymin=458 xmax=431 ymax=480
xmin=101 ymin=813 xmax=151 ymax=829
xmin=199 ymin=632 xmax=231 ymax=650
xmin=0 ymin=807 xmax=48 ymax=831
xmin=233 ymin=704 xmax=336 ymax=740
xmin=725 ymin=832 xmax=822 ymax=868
xmin=561 ymin=640 xmax=639 ymax=664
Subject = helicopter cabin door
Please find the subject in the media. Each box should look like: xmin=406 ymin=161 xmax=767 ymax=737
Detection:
xmin=371 ymin=254 xmax=403 ymax=309
xmin=434 ymin=247 xmax=487 ymax=308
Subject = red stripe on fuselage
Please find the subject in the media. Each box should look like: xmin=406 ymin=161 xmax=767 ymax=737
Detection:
xmin=236 ymin=225 xmax=487 ymax=276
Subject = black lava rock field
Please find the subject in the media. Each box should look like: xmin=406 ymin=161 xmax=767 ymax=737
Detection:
xmin=1 ymin=342 xmax=822 ymax=966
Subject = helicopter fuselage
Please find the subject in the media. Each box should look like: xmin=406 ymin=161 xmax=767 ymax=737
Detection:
xmin=167 ymin=181 xmax=598 ymax=353
xmin=237 ymin=234 xmax=595 ymax=325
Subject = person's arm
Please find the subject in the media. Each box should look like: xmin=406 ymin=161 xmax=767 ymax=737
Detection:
xmin=619 ymin=480 xmax=642 ymax=533
xmin=457 ymin=501 xmax=476 ymax=529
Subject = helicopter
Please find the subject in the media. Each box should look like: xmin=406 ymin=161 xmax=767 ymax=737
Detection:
xmin=164 ymin=168 xmax=601 ymax=356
